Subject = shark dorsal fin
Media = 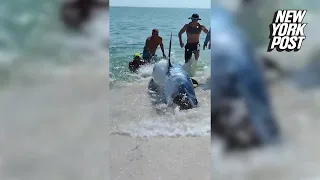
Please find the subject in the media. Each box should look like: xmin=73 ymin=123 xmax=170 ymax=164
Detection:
xmin=167 ymin=32 xmax=172 ymax=73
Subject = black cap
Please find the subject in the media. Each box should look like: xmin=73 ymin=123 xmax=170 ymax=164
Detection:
xmin=188 ymin=14 xmax=201 ymax=20
xmin=152 ymin=28 xmax=159 ymax=33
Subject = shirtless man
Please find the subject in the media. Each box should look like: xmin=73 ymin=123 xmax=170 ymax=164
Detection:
xmin=178 ymin=14 xmax=209 ymax=63
xmin=142 ymin=29 xmax=166 ymax=63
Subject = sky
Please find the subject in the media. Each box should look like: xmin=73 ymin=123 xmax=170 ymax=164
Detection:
xmin=110 ymin=0 xmax=210 ymax=9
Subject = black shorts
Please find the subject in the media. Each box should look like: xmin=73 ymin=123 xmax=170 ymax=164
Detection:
xmin=185 ymin=43 xmax=200 ymax=63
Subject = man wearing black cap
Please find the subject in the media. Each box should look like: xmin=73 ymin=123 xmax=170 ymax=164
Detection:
xmin=142 ymin=29 xmax=166 ymax=63
xmin=178 ymin=13 xmax=209 ymax=63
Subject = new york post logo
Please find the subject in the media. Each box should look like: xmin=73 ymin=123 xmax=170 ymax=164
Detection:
xmin=267 ymin=10 xmax=307 ymax=52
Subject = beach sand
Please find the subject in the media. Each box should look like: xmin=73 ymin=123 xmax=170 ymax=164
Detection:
xmin=110 ymin=135 xmax=210 ymax=180
xmin=0 ymin=68 xmax=110 ymax=180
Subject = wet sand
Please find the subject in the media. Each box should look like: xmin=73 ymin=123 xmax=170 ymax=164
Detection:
xmin=110 ymin=135 xmax=210 ymax=180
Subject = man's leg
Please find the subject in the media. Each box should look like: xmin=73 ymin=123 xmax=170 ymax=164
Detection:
xmin=142 ymin=50 xmax=151 ymax=63
xmin=194 ymin=43 xmax=200 ymax=61
xmin=184 ymin=44 xmax=193 ymax=63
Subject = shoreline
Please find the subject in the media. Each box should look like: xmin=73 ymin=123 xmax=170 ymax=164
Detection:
xmin=110 ymin=135 xmax=210 ymax=180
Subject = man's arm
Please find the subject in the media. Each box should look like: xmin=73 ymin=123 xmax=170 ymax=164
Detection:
xmin=159 ymin=38 xmax=166 ymax=56
xmin=202 ymin=25 xmax=209 ymax=34
xmin=178 ymin=24 xmax=188 ymax=43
